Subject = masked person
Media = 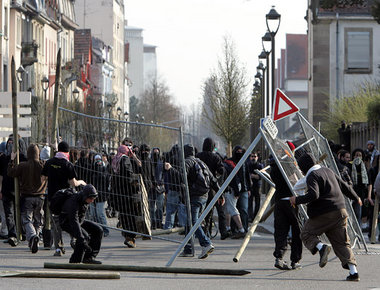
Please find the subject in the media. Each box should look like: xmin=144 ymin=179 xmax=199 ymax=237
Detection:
xmin=0 ymin=135 xmax=28 ymax=246
xmin=290 ymin=153 xmax=362 ymax=282
xmin=151 ymin=147 xmax=165 ymax=229
xmin=59 ymin=184 xmax=103 ymax=264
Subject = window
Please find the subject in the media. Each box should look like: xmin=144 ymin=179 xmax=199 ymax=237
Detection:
xmin=4 ymin=7 xmax=8 ymax=38
xmin=345 ymin=28 xmax=372 ymax=73
xmin=16 ymin=16 xmax=21 ymax=46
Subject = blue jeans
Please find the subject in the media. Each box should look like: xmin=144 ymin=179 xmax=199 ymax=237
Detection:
xmin=88 ymin=202 xmax=109 ymax=235
xmin=149 ymin=192 xmax=164 ymax=228
xmin=237 ymin=191 xmax=249 ymax=232
xmin=164 ymin=190 xmax=186 ymax=229
xmin=21 ymin=196 xmax=44 ymax=242
xmin=184 ymin=195 xmax=211 ymax=253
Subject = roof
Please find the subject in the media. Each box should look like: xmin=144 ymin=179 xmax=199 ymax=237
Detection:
xmin=318 ymin=0 xmax=375 ymax=16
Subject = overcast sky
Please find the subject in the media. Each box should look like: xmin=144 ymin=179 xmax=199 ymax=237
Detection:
xmin=125 ymin=0 xmax=308 ymax=108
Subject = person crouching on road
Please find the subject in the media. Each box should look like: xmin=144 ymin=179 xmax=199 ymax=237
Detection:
xmin=59 ymin=184 xmax=103 ymax=264
xmin=290 ymin=153 xmax=362 ymax=282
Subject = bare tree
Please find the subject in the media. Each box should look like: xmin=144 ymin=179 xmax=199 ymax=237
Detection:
xmin=202 ymin=36 xmax=250 ymax=156
xmin=137 ymin=77 xmax=182 ymax=149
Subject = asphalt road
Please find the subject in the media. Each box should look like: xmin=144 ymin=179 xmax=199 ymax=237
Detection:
xmin=0 ymin=226 xmax=379 ymax=290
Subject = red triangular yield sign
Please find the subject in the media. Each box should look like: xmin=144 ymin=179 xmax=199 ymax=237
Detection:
xmin=272 ymin=89 xmax=299 ymax=121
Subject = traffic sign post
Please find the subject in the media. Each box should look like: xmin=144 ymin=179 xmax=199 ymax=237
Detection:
xmin=272 ymin=88 xmax=299 ymax=122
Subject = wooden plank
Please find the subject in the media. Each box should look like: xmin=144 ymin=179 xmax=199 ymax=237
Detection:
xmin=0 ymin=92 xmax=31 ymax=105
xmin=0 ymin=107 xmax=31 ymax=115
xmin=1 ymin=117 xmax=31 ymax=127
xmin=0 ymin=270 xmax=120 ymax=279
xmin=44 ymin=263 xmax=251 ymax=276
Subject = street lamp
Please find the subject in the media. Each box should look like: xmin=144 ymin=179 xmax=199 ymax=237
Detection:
xmin=41 ymin=76 xmax=49 ymax=141
xmin=117 ymin=107 xmax=122 ymax=144
xmin=17 ymin=65 xmax=25 ymax=89
xmin=97 ymin=100 xmax=104 ymax=149
xmin=266 ymin=6 xmax=281 ymax=116
xmin=107 ymin=103 xmax=112 ymax=151
xmin=124 ymin=111 xmax=129 ymax=136
xmin=262 ymin=33 xmax=271 ymax=117
xmin=256 ymin=62 xmax=266 ymax=118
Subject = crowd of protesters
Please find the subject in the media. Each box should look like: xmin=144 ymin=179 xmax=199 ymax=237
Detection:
xmin=0 ymin=132 xmax=379 ymax=274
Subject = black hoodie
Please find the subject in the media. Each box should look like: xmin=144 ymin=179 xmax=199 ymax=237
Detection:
xmin=196 ymin=137 xmax=225 ymax=176
xmin=0 ymin=137 xmax=27 ymax=196
xmin=295 ymin=153 xmax=359 ymax=218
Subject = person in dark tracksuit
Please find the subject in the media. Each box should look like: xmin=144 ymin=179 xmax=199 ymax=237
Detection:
xmin=270 ymin=158 xmax=302 ymax=270
xmin=59 ymin=184 xmax=103 ymax=264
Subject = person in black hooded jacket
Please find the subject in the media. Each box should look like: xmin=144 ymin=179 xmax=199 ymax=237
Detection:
xmin=59 ymin=184 xmax=103 ymax=264
xmin=165 ymin=144 xmax=219 ymax=259
xmin=0 ymin=135 xmax=27 ymax=246
xmin=196 ymin=137 xmax=228 ymax=239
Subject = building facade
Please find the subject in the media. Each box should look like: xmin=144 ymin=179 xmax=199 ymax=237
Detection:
xmin=307 ymin=0 xmax=380 ymax=125
xmin=75 ymin=0 xmax=126 ymax=114
xmin=125 ymin=25 xmax=144 ymax=100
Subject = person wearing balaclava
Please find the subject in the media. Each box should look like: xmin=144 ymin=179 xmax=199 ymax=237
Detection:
xmin=0 ymin=134 xmax=28 ymax=246
xmin=269 ymin=155 xmax=302 ymax=270
xmin=223 ymin=145 xmax=251 ymax=237
xmin=163 ymin=144 xmax=187 ymax=230
xmin=196 ymin=137 xmax=228 ymax=239
xmin=59 ymin=184 xmax=103 ymax=264
xmin=166 ymin=144 xmax=219 ymax=259
xmin=150 ymin=147 xmax=165 ymax=229
xmin=290 ymin=152 xmax=362 ymax=282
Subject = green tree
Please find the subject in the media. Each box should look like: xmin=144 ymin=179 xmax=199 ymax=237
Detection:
xmin=202 ymin=36 xmax=250 ymax=156
xmin=320 ymin=82 xmax=380 ymax=141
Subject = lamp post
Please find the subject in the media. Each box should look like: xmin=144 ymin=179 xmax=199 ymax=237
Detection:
xmin=16 ymin=65 xmax=25 ymax=90
xmin=73 ymin=88 xmax=79 ymax=146
xmin=256 ymin=61 xmax=266 ymax=119
xmin=97 ymin=100 xmax=103 ymax=150
xmin=107 ymin=102 xmax=112 ymax=151
xmin=41 ymin=76 xmax=49 ymax=142
xmin=117 ymin=106 xmax=122 ymax=144
xmin=262 ymin=32 xmax=272 ymax=116
xmin=124 ymin=111 xmax=129 ymax=138
xmin=266 ymin=6 xmax=281 ymax=116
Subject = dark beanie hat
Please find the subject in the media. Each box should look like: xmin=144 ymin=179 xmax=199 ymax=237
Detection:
xmin=297 ymin=153 xmax=316 ymax=175
xmin=82 ymin=184 xmax=98 ymax=198
xmin=58 ymin=141 xmax=70 ymax=153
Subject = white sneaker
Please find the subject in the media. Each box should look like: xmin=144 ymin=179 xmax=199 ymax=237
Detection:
xmin=198 ymin=244 xmax=214 ymax=259
xmin=53 ymin=249 xmax=62 ymax=257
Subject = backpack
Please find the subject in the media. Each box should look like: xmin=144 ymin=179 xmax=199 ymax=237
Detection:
xmin=191 ymin=158 xmax=211 ymax=196
xmin=50 ymin=188 xmax=76 ymax=215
